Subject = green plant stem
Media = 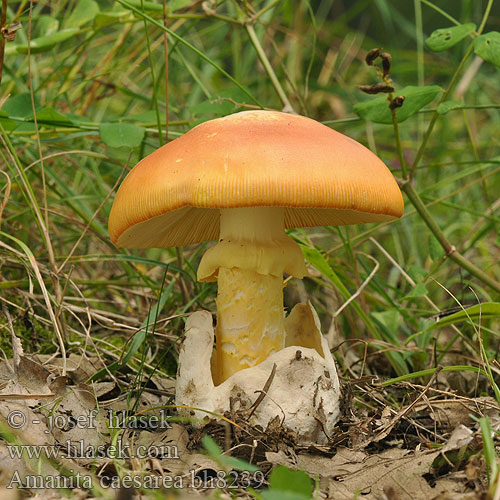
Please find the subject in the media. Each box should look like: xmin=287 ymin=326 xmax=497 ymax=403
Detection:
xmin=391 ymin=108 xmax=407 ymax=178
xmin=409 ymin=43 xmax=474 ymax=178
xmin=245 ymin=23 xmax=295 ymax=112
xmin=162 ymin=0 xmax=168 ymax=144
xmin=140 ymin=0 xmax=163 ymax=145
xmin=477 ymin=0 xmax=494 ymax=34
xmin=414 ymin=0 xmax=424 ymax=139
xmin=380 ymin=364 xmax=486 ymax=386
xmin=401 ymin=180 xmax=500 ymax=294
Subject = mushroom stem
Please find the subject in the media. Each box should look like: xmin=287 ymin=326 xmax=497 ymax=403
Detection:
xmin=215 ymin=267 xmax=285 ymax=383
xmin=197 ymin=207 xmax=307 ymax=384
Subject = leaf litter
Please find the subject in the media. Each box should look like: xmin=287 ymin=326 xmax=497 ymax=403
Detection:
xmin=0 ymin=328 xmax=498 ymax=499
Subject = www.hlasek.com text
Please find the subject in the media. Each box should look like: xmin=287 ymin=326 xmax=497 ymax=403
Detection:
xmin=7 ymin=439 xmax=178 ymax=460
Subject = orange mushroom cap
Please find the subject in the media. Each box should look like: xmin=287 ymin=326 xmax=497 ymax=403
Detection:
xmin=109 ymin=110 xmax=404 ymax=248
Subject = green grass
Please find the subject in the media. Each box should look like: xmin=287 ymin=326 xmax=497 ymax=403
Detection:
xmin=1 ymin=0 xmax=500 ymax=498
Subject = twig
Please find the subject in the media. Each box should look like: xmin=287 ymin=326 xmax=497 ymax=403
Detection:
xmin=247 ymin=363 xmax=277 ymax=419
xmin=333 ymin=252 xmax=379 ymax=318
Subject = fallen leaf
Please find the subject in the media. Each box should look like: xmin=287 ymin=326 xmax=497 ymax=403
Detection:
xmin=441 ymin=424 xmax=473 ymax=453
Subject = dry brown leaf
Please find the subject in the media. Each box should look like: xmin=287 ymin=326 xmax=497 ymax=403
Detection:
xmin=0 ymin=360 xmax=15 ymax=383
xmin=17 ymin=357 xmax=52 ymax=393
xmin=267 ymin=446 xmax=447 ymax=499
xmin=0 ymin=443 xmax=34 ymax=482
xmin=326 ymin=448 xmax=441 ymax=499
xmin=37 ymin=354 xmax=107 ymax=384
xmin=149 ymin=374 xmax=175 ymax=395
xmin=441 ymin=424 xmax=474 ymax=453
xmin=0 ymin=487 xmax=18 ymax=500
xmin=0 ymin=401 xmax=55 ymax=446
xmin=46 ymin=379 xmax=104 ymax=452
xmin=91 ymin=381 xmax=116 ymax=399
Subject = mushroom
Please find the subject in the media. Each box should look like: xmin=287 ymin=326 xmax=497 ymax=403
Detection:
xmin=108 ymin=110 xmax=403 ymax=442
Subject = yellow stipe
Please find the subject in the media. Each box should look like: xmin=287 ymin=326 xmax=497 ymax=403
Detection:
xmin=214 ymin=267 xmax=285 ymax=384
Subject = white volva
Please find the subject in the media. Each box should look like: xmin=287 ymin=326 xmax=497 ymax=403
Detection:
xmin=175 ymin=302 xmax=340 ymax=444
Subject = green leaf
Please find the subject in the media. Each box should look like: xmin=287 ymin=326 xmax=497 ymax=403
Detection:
xmin=407 ymin=303 xmax=500 ymax=344
xmin=2 ymin=93 xmax=40 ymax=118
xmin=267 ymin=466 xmax=313 ymax=498
xmin=480 ymin=417 xmax=498 ymax=481
xmin=16 ymin=28 xmax=80 ymax=54
xmin=190 ymin=99 xmax=235 ymax=116
xmin=99 ymin=122 xmax=145 ymax=148
xmin=371 ymin=311 xmax=400 ymax=345
xmin=202 ymin=436 xmax=259 ymax=472
xmin=437 ymin=100 xmax=463 ymax=115
xmin=37 ymin=15 xmax=60 ymax=36
xmin=221 ymin=455 xmax=260 ymax=472
xmin=0 ymin=111 xmax=17 ymax=131
xmin=354 ymin=85 xmax=442 ymax=124
xmin=425 ymin=23 xmax=476 ymax=52
xmin=372 ymin=310 xmax=400 ymax=334
xmin=261 ymin=491 xmax=311 ymax=500
xmin=36 ymin=107 xmax=73 ymax=126
xmin=170 ymin=0 xmax=192 ymax=11
xmin=14 ymin=123 xmax=37 ymax=133
xmin=474 ymin=32 xmax=500 ymax=68
xmin=301 ymin=246 xmax=346 ymax=292
xmin=402 ymin=283 xmax=428 ymax=300
xmin=432 ymin=302 xmax=500 ymax=328
xmin=429 ymin=234 xmax=445 ymax=261
xmin=65 ymin=0 xmax=100 ymax=28
xmin=408 ymin=265 xmax=427 ymax=283
xmin=94 ymin=10 xmax=133 ymax=30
